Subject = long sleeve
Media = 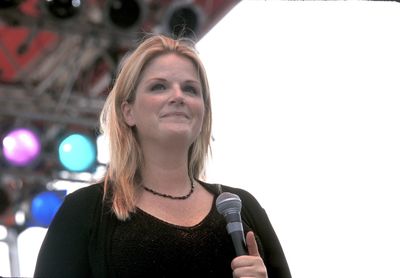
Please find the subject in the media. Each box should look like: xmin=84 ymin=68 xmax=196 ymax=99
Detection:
xmin=228 ymin=186 xmax=292 ymax=278
xmin=34 ymin=185 xmax=101 ymax=278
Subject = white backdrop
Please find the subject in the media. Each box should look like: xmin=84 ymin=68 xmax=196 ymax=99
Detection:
xmin=1 ymin=1 xmax=399 ymax=277
xmin=198 ymin=1 xmax=400 ymax=278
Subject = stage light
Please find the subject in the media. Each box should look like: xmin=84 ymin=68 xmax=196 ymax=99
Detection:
xmin=30 ymin=191 xmax=64 ymax=227
xmin=58 ymin=133 xmax=96 ymax=172
xmin=0 ymin=0 xmax=22 ymax=9
xmin=96 ymin=134 xmax=109 ymax=164
xmin=107 ymin=0 xmax=144 ymax=30
xmin=44 ymin=0 xmax=82 ymax=20
xmin=2 ymin=128 xmax=41 ymax=167
xmin=163 ymin=3 xmax=204 ymax=38
xmin=14 ymin=210 xmax=25 ymax=226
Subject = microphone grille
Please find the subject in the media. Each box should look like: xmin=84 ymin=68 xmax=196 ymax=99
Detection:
xmin=216 ymin=192 xmax=242 ymax=216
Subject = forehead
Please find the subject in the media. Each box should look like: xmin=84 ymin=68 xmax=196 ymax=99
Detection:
xmin=141 ymin=53 xmax=199 ymax=79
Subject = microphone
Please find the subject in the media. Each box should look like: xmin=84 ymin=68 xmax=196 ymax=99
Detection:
xmin=216 ymin=192 xmax=248 ymax=256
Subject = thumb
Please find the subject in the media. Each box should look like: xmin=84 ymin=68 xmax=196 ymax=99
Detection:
xmin=246 ymin=231 xmax=260 ymax=256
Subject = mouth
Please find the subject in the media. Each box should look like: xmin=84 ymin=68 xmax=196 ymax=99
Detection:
xmin=161 ymin=112 xmax=189 ymax=119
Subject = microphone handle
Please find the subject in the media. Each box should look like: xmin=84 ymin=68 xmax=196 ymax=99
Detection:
xmin=230 ymin=230 xmax=248 ymax=256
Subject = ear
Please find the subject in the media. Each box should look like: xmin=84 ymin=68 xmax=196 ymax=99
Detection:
xmin=121 ymin=101 xmax=136 ymax=127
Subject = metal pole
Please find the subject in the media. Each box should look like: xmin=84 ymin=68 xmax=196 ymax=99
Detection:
xmin=7 ymin=228 xmax=20 ymax=277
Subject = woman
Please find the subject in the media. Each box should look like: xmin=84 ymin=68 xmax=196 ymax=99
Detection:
xmin=34 ymin=35 xmax=291 ymax=278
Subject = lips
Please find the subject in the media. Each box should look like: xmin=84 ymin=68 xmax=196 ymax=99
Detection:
xmin=161 ymin=111 xmax=189 ymax=118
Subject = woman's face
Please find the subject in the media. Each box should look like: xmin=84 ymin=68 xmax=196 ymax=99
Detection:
xmin=122 ymin=53 xmax=205 ymax=147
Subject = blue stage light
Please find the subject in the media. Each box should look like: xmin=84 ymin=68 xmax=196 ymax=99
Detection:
xmin=31 ymin=191 xmax=64 ymax=227
xmin=58 ymin=133 xmax=96 ymax=172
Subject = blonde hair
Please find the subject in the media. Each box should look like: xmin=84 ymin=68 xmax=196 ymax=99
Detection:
xmin=99 ymin=35 xmax=212 ymax=220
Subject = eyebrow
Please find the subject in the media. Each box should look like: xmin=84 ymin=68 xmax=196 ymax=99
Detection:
xmin=144 ymin=78 xmax=201 ymax=85
xmin=184 ymin=80 xmax=201 ymax=85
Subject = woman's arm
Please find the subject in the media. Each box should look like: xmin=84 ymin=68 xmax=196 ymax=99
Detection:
xmin=34 ymin=185 xmax=100 ymax=278
xmin=229 ymin=187 xmax=292 ymax=278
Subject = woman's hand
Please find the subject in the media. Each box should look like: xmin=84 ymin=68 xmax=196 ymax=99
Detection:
xmin=231 ymin=231 xmax=268 ymax=278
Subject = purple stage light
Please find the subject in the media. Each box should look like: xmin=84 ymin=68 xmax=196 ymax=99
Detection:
xmin=2 ymin=128 xmax=41 ymax=166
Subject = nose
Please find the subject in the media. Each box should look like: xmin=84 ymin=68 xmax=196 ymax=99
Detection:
xmin=169 ymin=85 xmax=185 ymax=104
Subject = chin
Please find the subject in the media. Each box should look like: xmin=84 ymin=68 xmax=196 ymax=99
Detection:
xmin=162 ymin=128 xmax=198 ymax=142
xmin=164 ymin=129 xmax=191 ymax=138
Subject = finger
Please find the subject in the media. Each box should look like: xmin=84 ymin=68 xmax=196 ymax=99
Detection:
xmin=246 ymin=231 xmax=260 ymax=257
xmin=232 ymin=266 xmax=254 ymax=278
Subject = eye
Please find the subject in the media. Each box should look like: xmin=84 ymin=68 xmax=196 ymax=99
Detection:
xmin=150 ymin=83 xmax=166 ymax=91
xmin=183 ymin=85 xmax=199 ymax=95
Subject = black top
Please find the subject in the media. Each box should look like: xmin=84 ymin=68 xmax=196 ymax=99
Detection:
xmin=111 ymin=205 xmax=238 ymax=277
xmin=34 ymin=180 xmax=291 ymax=278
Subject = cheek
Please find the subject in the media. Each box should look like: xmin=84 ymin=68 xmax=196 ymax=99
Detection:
xmin=135 ymin=96 xmax=162 ymax=117
xmin=197 ymin=100 xmax=206 ymax=118
xmin=194 ymin=102 xmax=206 ymax=125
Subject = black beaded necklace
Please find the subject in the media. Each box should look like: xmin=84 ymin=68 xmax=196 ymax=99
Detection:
xmin=142 ymin=179 xmax=195 ymax=200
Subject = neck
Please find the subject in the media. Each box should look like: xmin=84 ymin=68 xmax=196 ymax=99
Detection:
xmin=140 ymin=143 xmax=192 ymax=193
